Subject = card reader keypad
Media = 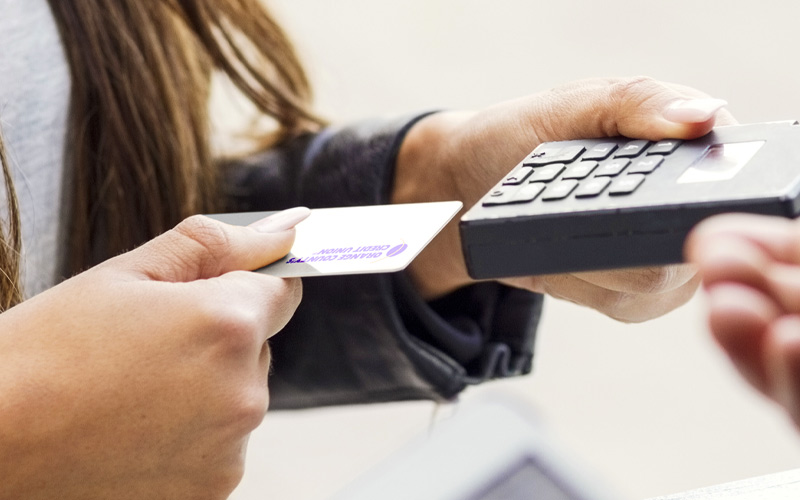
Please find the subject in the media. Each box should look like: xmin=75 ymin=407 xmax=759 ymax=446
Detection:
xmin=483 ymin=139 xmax=682 ymax=206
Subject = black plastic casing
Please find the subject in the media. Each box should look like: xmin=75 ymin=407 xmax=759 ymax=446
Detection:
xmin=460 ymin=121 xmax=800 ymax=279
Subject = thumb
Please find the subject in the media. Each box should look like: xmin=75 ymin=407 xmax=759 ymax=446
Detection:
xmin=525 ymin=76 xmax=733 ymax=143
xmin=111 ymin=207 xmax=310 ymax=282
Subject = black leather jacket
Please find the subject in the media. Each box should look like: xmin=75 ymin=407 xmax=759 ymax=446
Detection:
xmin=222 ymin=113 xmax=544 ymax=409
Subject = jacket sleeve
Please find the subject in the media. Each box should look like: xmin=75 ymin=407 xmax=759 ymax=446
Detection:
xmin=221 ymin=113 xmax=544 ymax=409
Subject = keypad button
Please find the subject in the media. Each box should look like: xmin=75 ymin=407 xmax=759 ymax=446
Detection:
xmin=524 ymin=145 xmax=586 ymax=166
xmin=541 ymin=180 xmax=579 ymax=201
xmin=615 ymin=140 xmax=651 ymax=158
xmin=627 ymin=156 xmax=664 ymax=174
xmin=608 ymin=174 xmax=646 ymax=195
xmin=562 ymin=161 xmax=598 ymax=179
xmin=647 ymin=139 xmax=682 ymax=155
xmin=582 ymin=143 xmax=618 ymax=161
xmin=528 ymin=145 xmax=562 ymax=160
xmin=594 ymin=159 xmax=630 ymax=177
xmin=528 ymin=164 xmax=565 ymax=182
xmin=502 ymin=166 xmax=534 ymax=185
xmin=574 ymin=177 xmax=611 ymax=198
xmin=511 ymin=182 xmax=546 ymax=203
xmin=482 ymin=186 xmax=518 ymax=206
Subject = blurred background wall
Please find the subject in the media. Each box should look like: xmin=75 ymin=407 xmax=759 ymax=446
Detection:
xmin=229 ymin=1 xmax=800 ymax=498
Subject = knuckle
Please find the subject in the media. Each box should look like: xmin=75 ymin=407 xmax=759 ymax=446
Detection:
xmin=191 ymin=293 xmax=262 ymax=353
xmin=266 ymin=275 xmax=303 ymax=310
xmin=607 ymin=76 xmax=666 ymax=133
xmin=208 ymin=463 xmax=247 ymax=499
xmin=275 ymin=277 xmax=303 ymax=321
xmin=183 ymin=444 xmax=247 ymax=499
xmin=230 ymin=387 xmax=269 ymax=432
xmin=211 ymin=306 xmax=262 ymax=353
xmin=173 ymin=215 xmax=231 ymax=272
xmin=175 ymin=215 xmax=227 ymax=243
xmin=629 ymin=266 xmax=678 ymax=294
xmin=596 ymin=291 xmax=637 ymax=323
xmin=633 ymin=265 xmax=696 ymax=294
xmin=600 ymin=278 xmax=698 ymax=323
xmin=609 ymin=75 xmax=659 ymax=104
xmin=590 ymin=287 xmax=658 ymax=324
xmin=285 ymin=277 xmax=303 ymax=308
xmin=201 ymin=274 xmax=303 ymax=349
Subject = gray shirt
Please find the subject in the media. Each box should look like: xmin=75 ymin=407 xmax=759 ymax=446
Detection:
xmin=0 ymin=0 xmax=71 ymax=296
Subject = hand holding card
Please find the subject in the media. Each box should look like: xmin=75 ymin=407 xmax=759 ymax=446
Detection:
xmin=208 ymin=201 xmax=462 ymax=277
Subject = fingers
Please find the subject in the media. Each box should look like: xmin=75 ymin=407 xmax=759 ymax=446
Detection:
xmin=765 ymin=316 xmax=800 ymax=427
xmin=184 ymin=272 xmax=300 ymax=429
xmin=705 ymin=283 xmax=780 ymax=393
xmin=686 ymin=214 xmax=800 ymax=310
xmin=686 ymin=224 xmax=773 ymax=292
xmin=170 ymin=271 xmax=302 ymax=351
xmin=572 ymin=263 xmax=698 ymax=295
xmin=114 ymin=207 xmax=310 ymax=282
xmin=507 ymin=270 xmax=701 ymax=323
xmin=525 ymin=76 xmax=730 ymax=144
xmin=212 ymin=271 xmax=303 ymax=342
xmin=686 ymin=213 xmax=800 ymax=425
xmin=687 ymin=213 xmax=800 ymax=268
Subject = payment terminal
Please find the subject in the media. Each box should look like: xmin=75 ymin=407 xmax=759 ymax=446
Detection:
xmin=460 ymin=121 xmax=800 ymax=279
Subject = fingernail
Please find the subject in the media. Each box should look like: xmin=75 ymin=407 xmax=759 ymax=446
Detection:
xmin=249 ymin=207 xmax=311 ymax=233
xmin=663 ymin=98 xmax=728 ymax=123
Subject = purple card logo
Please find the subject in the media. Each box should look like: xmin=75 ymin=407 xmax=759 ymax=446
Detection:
xmin=285 ymin=241 xmax=409 ymax=265
xmin=386 ymin=244 xmax=408 ymax=257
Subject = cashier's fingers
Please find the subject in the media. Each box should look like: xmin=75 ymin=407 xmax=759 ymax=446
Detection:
xmin=506 ymin=271 xmax=702 ymax=323
xmin=571 ymin=263 xmax=698 ymax=295
xmin=705 ymin=283 xmax=781 ymax=394
xmin=764 ymin=264 xmax=800 ymax=314
xmin=526 ymin=77 xmax=733 ymax=145
xmin=685 ymin=229 xmax=773 ymax=292
xmin=686 ymin=213 xmax=800 ymax=313
xmin=686 ymin=213 xmax=800 ymax=268
xmin=764 ymin=315 xmax=800 ymax=427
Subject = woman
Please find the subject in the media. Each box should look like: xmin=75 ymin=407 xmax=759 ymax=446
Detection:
xmin=0 ymin=0 xmax=731 ymax=497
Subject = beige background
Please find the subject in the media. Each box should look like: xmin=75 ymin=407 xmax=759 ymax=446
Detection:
xmin=228 ymin=1 xmax=800 ymax=498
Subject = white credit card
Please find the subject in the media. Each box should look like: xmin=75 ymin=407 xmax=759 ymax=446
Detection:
xmin=208 ymin=201 xmax=462 ymax=277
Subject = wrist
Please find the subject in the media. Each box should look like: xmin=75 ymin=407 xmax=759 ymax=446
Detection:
xmin=392 ymin=111 xmax=469 ymax=206
xmin=393 ymin=111 xmax=479 ymax=299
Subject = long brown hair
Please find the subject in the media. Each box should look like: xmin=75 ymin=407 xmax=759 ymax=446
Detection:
xmin=49 ymin=0 xmax=322 ymax=272
xmin=0 ymin=0 xmax=321 ymax=311
xmin=0 ymin=134 xmax=23 ymax=311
